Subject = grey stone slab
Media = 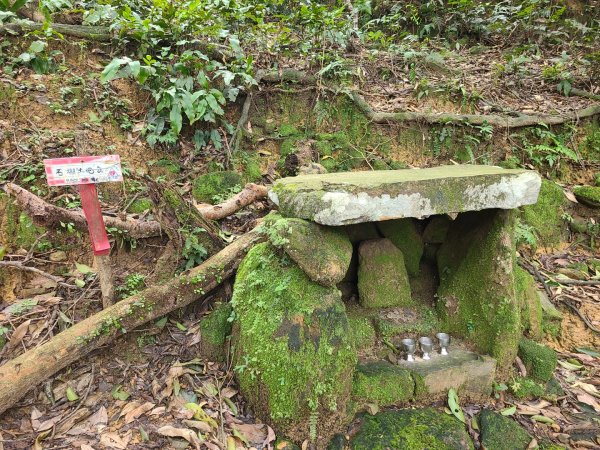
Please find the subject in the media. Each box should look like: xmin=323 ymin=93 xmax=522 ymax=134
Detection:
xmin=269 ymin=165 xmax=541 ymax=225
xmin=398 ymin=348 xmax=496 ymax=398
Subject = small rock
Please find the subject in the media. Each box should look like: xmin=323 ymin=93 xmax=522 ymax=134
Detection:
xmin=352 ymin=362 xmax=415 ymax=407
xmin=377 ymin=218 xmax=423 ymax=276
xmin=573 ymin=185 xmax=600 ymax=208
xmin=518 ymin=338 xmax=558 ymax=383
xmin=298 ymin=162 xmax=327 ymax=175
xmin=49 ymin=251 xmax=68 ymax=262
xmin=479 ymin=409 xmax=532 ymax=450
xmin=357 ymin=238 xmax=412 ymax=309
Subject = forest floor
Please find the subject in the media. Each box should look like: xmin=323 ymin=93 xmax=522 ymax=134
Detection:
xmin=1 ymin=14 xmax=600 ymax=449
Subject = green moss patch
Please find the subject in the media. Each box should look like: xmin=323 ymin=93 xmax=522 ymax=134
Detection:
xmin=479 ymin=409 xmax=532 ymax=450
xmin=358 ymin=238 xmax=413 ymax=309
xmin=515 ymin=266 xmax=543 ymax=340
xmin=573 ymin=185 xmax=600 ymax=207
xmin=231 ymin=242 xmax=356 ymax=442
xmin=518 ymin=338 xmax=557 ymax=383
xmin=269 ymin=218 xmax=352 ymax=287
xmin=127 ymin=198 xmax=153 ymax=214
xmin=350 ymin=408 xmax=474 ymax=450
xmin=521 ymin=179 xmax=566 ymax=249
xmin=199 ymin=302 xmax=233 ymax=362
xmin=347 ymin=313 xmax=377 ymax=352
xmin=352 ymin=362 xmax=415 ymax=407
xmin=377 ymin=218 xmax=423 ymax=276
xmin=510 ymin=376 xmax=545 ymax=399
xmin=192 ymin=171 xmax=242 ymax=204
xmin=437 ymin=210 xmax=521 ymax=370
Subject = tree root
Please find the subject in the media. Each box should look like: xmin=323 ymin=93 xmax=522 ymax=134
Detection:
xmin=4 ymin=183 xmax=163 ymax=239
xmin=259 ymin=69 xmax=600 ymax=129
xmin=0 ymin=230 xmax=264 ymax=416
xmin=0 ymin=260 xmax=78 ymax=289
xmin=196 ymin=183 xmax=268 ymax=220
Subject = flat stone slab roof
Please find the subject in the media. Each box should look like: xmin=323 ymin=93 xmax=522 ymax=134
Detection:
xmin=268 ymin=165 xmax=541 ymax=225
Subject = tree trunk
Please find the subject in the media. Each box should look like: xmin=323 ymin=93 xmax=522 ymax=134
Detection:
xmin=0 ymin=231 xmax=263 ymax=416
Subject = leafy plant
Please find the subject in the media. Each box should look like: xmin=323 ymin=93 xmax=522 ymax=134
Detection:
xmin=0 ymin=0 xmax=28 ymax=13
xmin=14 ymin=40 xmax=61 ymax=74
xmin=116 ymin=273 xmax=146 ymax=299
xmin=181 ymin=227 xmax=208 ymax=270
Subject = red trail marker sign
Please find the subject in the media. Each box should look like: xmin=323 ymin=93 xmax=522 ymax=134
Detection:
xmin=44 ymin=155 xmax=123 ymax=256
xmin=44 ymin=155 xmax=123 ymax=307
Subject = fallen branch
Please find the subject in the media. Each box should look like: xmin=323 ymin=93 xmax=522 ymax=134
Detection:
xmin=0 ymin=230 xmax=264 ymax=416
xmin=0 ymin=260 xmax=78 ymax=289
xmin=572 ymin=88 xmax=600 ymax=102
xmin=0 ymin=21 xmax=112 ymax=41
xmin=196 ymin=183 xmax=268 ymax=220
xmin=4 ymin=183 xmax=162 ymax=239
xmin=348 ymin=91 xmax=600 ymax=128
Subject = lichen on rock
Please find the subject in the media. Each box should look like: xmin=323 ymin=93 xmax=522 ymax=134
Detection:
xmin=268 ymin=217 xmax=352 ymax=287
xmin=350 ymin=408 xmax=474 ymax=450
xmin=357 ymin=238 xmax=413 ymax=309
xmin=230 ymin=242 xmax=357 ymax=444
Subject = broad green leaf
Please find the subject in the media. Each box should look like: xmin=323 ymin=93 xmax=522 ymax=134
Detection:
xmin=169 ymin=104 xmax=182 ymax=135
xmin=74 ymin=279 xmax=85 ymax=288
xmin=224 ymin=397 xmax=237 ymax=415
xmin=558 ymin=360 xmax=583 ymax=371
xmin=111 ymin=385 xmax=130 ymax=401
xmin=28 ymin=40 xmax=46 ymax=53
xmin=155 ymin=317 xmax=168 ymax=329
xmin=447 ymin=389 xmax=465 ymax=423
xmin=500 ymin=405 xmax=516 ymax=416
xmin=531 ymin=415 xmax=554 ymax=424
xmin=75 ymin=262 xmax=95 ymax=274
xmin=576 ymin=348 xmax=600 ymax=358
xmin=174 ymin=321 xmax=187 ymax=331
xmin=66 ymin=386 xmax=79 ymax=401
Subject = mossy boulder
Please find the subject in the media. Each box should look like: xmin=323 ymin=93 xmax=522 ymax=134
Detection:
xmin=357 ymin=238 xmax=412 ymax=309
xmin=518 ymin=338 xmax=557 ymax=383
xmin=269 ymin=218 xmax=352 ymax=287
xmin=521 ymin=179 xmax=566 ymax=249
xmin=350 ymin=408 xmax=474 ymax=450
xmin=199 ymin=302 xmax=233 ymax=362
xmin=510 ymin=376 xmax=545 ymax=399
xmin=338 ymin=222 xmax=380 ymax=243
xmin=515 ymin=266 xmax=543 ymax=340
xmin=437 ymin=210 xmax=521 ymax=370
xmin=192 ymin=171 xmax=242 ymax=204
xmin=347 ymin=312 xmax=377 ymax=352
xmin=573 ymin=185 xmax=600 ymax=207
xmin=127 ymin=198 xmax=153 ymax=214
xmin=375 ymin=307 xmax=438 ymax=339
xmin=479 ymin=409 xmax=533 ymax=450
xmin=423 ymin=215 xmax=451 ymax=244
xmin=377 ymin=218 xmax=423 ymax=276
xmin=231 ymin=243 xmax=357 ymax=444
xmin=352 ymin=362 xmax=416 ymax=407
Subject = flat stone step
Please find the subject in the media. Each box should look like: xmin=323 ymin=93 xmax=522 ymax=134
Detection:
xmin=398 ymin=348 xmax=496 ymax=399
xmin=269 ymin=165 xmax=541 ymax=225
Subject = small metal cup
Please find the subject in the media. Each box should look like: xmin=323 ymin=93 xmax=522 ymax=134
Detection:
xmin=401 ymin=338 xmax=416 ymax=362
xmin=436 ymin=332 xmax=450 ymax=356
xmin=419 ymin=337 xmax=433 ymax=360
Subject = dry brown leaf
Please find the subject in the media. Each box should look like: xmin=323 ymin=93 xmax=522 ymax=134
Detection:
xmin=232 ymin=423 xmax=267 ymax=445
xmin=6 ymin=319 xmax=31 ymax=351
xmin=149 ymin=406 xmax=166 ymax=416
xmin=572 ymin=382 xmax=600 ymax=397
xmin=157 ymin=426 xmax=201 ymax=449
xmin=182 ymin=419 xmax=212 ymax=433
xmin=263 ymin=425 xmax=276 ymax=449
xmin=99 ymin=431 xmax=131 ymax=449
xmin=124 ymin=401 xmax=155 ymax=424
xmin=221 ymin=387 xmax=237 ymax=398
xmin=55 ymin=408 xmax=90 ymax=434
xmin=80 ymin=445 xmax=96 ymax=450
xmin=576 ymin=392 xmax=600 ymax=412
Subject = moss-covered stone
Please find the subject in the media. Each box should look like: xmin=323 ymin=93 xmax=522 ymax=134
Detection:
xmin=350 ymin=408 xmax=474 ymax=450
xmin=521 ymin=179 xmax=566 ymax=249
xmin=352 ymin=362 xmax=415 ymax=407
xmin=376 ymin=218 xmax=423 ymax=276
xmin=357 ymin=238 xmax=413 ymax=309
xmin=347 ymin=313 xmax=377 ymax=352
xmin=423 ymin=215 xmax=451 ymax=243
xmin=573 ymin=185 xmax=600 ymax=207
xmin=127 ymin=198 xmax=153 ymax=214
xmin=515 ymin=266 xmax=543 ymax=340
xmin=437 ymin=210 xmax=521 ymax=370
xmin=199 ymin=302 xmax=233 ymax=362
xmin=479 ymin=409 xmax=532 ymax=450
xmin=510 ymin=376 xmax=545 ymax=399
xmin=518 ymin=338 xmax=557 ymax=383
xmin=338 ymin=222 xmax=380 ymax=243
xmin=192 ymin=171 xmax=242 ymax=204
xmin=269 ymin=218 xmax=352 ymax=287
xmin=231 ymin=243 xmax=357 ymax=444
xmin=375 ymin=307 xmax=438 ymax=339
